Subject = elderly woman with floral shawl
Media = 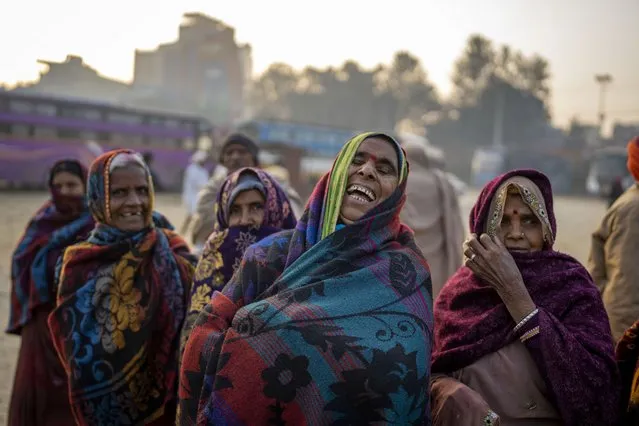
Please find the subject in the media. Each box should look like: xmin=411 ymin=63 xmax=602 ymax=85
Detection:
xmin=47 ymin=149 xmax=196 ymax=425
xmin=7 ymin=159 xmax=94 ymax=426
xmin=179 ymin=132 xmax=433 ymax=425
xmin=182 ymin=167 xmax=297 ymax=346
xmin=430 ymin=169 xmax=620 ymax=426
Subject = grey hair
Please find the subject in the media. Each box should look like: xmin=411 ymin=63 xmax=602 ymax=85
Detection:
xmin=109 ymin=152 xmax=147 ymax=173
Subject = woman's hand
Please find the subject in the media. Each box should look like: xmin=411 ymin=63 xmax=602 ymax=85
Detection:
xmin=464 ymin=233 xmax=536 ymax=323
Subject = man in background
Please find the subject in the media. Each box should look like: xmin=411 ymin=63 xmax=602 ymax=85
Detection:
xmin=142 ymin=152 xmax=163 ymax=191
xmin=189 ymin=133 xmax=259 ymax=253
xmin=400 ymin=138 xmax=465 ymax=297
xmin=180 ymin=150 xmax=210 ymax=235
xmin=589 ymin=136 xmax=639 ymax=340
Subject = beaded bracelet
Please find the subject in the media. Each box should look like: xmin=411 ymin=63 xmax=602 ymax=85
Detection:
xmin=520 ymin=325 xmax=541 ymax=343
xmin=513 ymin=308 xmax=539 ymax=333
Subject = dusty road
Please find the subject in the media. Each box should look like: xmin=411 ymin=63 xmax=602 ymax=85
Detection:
xmin=0 ymin=190 xmax=608 ymax=424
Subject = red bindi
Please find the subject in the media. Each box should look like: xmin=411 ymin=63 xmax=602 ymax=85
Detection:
xmin=368 ymin=153 xmax=378 ymax=162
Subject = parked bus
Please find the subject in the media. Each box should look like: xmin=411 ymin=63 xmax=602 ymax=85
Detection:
xmin=0 ymin=91 xmax=212 ymax=190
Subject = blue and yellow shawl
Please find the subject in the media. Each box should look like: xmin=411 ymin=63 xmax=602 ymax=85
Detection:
xmin=179 ymin=132 xmax=433 ymax=425
xmin=48 ymin=149 xmax=196 ymax=426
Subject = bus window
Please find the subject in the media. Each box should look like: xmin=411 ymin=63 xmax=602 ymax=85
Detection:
xmin=58 ymin=128 xmax=81 ymax=139
xmin=165 ymin=119 xmax=179 ymax=129
xmin=0 ymin=123 xmax=10 ymax=135
xmin=107 ymin=112 xmax=142 ymax=125
xmin=97 ymin=132 xmax=110 ymax=142
xmin=9 ymin=100 xmax=33 ymax=114
xmin=83 ymin=109 xmax=102 ymax=121
xmin=12 ymin=124 xmax=31 ymax=137
xmin=34 ymin=126 xmax=57 ymax=138
xmin=35 ymin=103 xmax=57 ymax=117
xmin=81 ymin=131 xmax=98 ymax=140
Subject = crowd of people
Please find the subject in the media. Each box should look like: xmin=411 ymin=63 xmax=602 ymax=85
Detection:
xmin=6 ymin=131 xmax=639 ymax=425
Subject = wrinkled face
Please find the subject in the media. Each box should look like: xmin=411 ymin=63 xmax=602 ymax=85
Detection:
xmin=497 ymin=192 xmax=544 ymax=252
xmin=109 ymin=164 xmax=150 ymax=232
xmin=52 ymin=171 xmax=85 ymax=197
xmin=222 ymin=143 xmax=255 ymax=173
xmin=228 ymin=189 xmax=265 ymax=228
xmin=340 ymin=137 xmax=400 ymax=224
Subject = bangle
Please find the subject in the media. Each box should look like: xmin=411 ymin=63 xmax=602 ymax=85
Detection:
xmin=520 ymin=325 xmax=541 ymax=343
xmin=514 ymin=308 xmax=539 ymax=333
xmin=483 ymin=409 xmax=499 ymax=425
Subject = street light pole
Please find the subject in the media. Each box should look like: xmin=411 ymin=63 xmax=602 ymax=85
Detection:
xmin=594 ymin=73 xmax=613 ymax=141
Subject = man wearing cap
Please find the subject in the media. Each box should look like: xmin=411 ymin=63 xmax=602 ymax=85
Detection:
xmin=588 ymin=136 xmax=639 ymax=340
xmin=188 ymin=134 xmax=259 ymax=250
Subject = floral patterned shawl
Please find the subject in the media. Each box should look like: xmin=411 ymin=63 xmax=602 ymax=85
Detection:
xmin=183 ymin=168 xmax=297 ymax=348
xmin=178 ymin=132 xmax=433 ymax=425
xmin=47 ymin=149 xmax=196 ymax=426
xmin=8 ymin=160 xmax=93 ymax=334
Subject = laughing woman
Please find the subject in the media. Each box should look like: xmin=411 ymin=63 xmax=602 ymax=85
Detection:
xmin=7 ymin=160 xmax=94 ymax=426
xmin=47 ymin=150 xmax=196 ymax=425
xmin=179 ymin=132 xmax=433 ymax=425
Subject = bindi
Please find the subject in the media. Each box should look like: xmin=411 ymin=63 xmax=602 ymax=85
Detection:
xmin=367 ymin=153 xmax=378 ymax=162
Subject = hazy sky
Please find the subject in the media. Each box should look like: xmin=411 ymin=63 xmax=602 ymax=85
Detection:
xmin=1 ymin=0 xmax=638 ymax=129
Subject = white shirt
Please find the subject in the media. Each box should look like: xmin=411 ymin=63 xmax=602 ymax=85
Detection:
xmin=182 ymin=163 xmax=209 ymax=215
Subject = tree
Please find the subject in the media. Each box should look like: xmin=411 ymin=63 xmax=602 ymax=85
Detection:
xmin=376 ymin=51 xmax=440 ymax=132
xmin=249 ymin=63 xmax=299 ymax=119
xmin=450 ymin=34 xmax=495 ymax=105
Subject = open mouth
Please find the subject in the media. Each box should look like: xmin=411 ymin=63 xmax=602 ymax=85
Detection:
xmin=346 ymin=184 xmax=376 ymax=203
xmin=121 ymin=212 xmax=143 ymax=219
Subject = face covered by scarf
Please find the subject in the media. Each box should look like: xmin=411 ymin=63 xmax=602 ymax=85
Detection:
xmin=7 ymin=159 xmax=93 ymax=335
xmin=47 ymin=149 xmax=196 ymax=426
xmin=432 ymin=169 xmax=620 ymax=426
xmin=178 ymin=132 xmax=433 ymax=425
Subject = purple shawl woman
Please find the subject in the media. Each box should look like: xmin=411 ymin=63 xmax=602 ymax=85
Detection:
xmin=181 ymin=167 xmax=297 ymax=348
xmin=432 ymin=169 xmax=620 ymax=426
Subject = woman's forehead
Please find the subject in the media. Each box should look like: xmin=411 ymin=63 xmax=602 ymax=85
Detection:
xmin=356 ymin=137 xmax=399 ymax=165
xmin=504 ymin=192 xmax=533 ymax=213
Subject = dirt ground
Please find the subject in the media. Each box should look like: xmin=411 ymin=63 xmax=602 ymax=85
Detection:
xmin=0 ymin=190 xmax=608 ymax=424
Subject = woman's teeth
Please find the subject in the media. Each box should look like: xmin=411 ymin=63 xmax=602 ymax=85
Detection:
xmin=347 ymin=184 xmax=375 ymax=202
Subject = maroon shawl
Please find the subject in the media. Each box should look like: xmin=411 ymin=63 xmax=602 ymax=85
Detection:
xmin=432 ymin=169 xmax=620 ymax=426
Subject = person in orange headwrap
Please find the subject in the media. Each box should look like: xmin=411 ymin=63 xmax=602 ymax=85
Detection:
xmin=627 ymin=136 xmax=639 ymax=181
xmin=588 ymin=136 xmax=639 ymax=338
